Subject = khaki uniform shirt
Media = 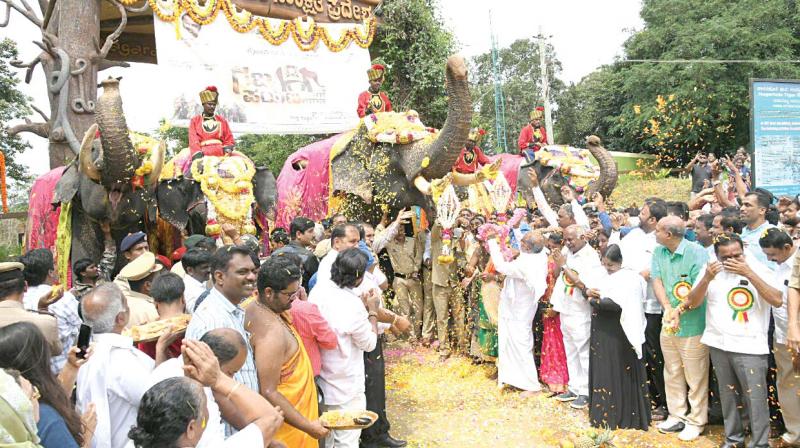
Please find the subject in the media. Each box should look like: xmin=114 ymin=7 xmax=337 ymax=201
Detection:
xmin=0 ymin=300 xmax=62 ymax=355
xmin=386 ymin=235 xmax=423 ymax=276
xmin=114 ymin=278 xmax=158 ymax=329
xmin=430 ymin=224 xmax=459 ymax=287
xmin=788 ymin=248 xmax=800 ymax=290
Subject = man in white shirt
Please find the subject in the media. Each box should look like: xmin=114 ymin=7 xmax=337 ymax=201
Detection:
xmin=315 ymin=223 xmax=361 ymax=286
xmin=618 ymin=198 xmax=669 ymax=419
xmin=77 ymin=283 xmax=162 ymax=448
xmin=20 ymin=248 xmax=60 ymax=311
xmin=549 ymin=225 xmax=602 ymax=409
xmin=683 ymin=232 xmax=782 ymax=448
xmin=758 ymin=228 xmax=800 ymax=448
xmin=181 ymin=248 xmax=211 ymax=313
xmin=309 ymin=248 xmax=380 ymax=448
xmin=487 ymin=230 xmax=548 ymax=395
xmin=526 ymin=169 xmax=590 ymax=231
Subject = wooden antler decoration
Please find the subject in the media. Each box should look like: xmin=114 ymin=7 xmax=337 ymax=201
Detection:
xmin=0 ymin=0 xmax=132 ymax=168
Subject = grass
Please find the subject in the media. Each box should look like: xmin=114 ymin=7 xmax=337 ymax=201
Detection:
xmin=0 ymin=244 xmax=22 ymax=262
xmin=609 ymin=174 xmax=691 ymax=209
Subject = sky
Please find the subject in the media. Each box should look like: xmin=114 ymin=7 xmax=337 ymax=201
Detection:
xmin=2 ymin=0 xmax=643 ymax=178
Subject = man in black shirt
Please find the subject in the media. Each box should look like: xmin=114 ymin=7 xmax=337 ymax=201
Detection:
xmin=685 ymin=151 xmax=712 ymax=198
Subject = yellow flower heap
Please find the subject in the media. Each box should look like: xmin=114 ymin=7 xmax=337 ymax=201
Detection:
xmin=191 ymin=155 xmax=257 ymax=242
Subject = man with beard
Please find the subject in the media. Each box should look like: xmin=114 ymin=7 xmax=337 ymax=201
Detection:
xmin=247 ymin=256 xmax=329 ymax=447
xmin=357 ymin=64 xmax=393 ymax=118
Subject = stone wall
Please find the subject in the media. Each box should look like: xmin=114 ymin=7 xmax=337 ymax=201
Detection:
xmin=0 ymin=212 xmax=26 ymax=248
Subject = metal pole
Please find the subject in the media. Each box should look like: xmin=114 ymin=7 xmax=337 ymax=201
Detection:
xmin=538 ymin=26 xmax=554 ymax=144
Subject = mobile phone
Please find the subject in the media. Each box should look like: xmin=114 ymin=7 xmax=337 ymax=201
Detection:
xmin=76 ymin=324 xmax=92 ymax=359
xmin=403 ymin=221 xmax=414 ymax=237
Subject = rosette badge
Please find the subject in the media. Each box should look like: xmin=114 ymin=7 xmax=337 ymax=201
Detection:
xmin=672 ymin=281 xmax=692 ymax=302
xmin=727 ymin=287 xmax=754 ymax=322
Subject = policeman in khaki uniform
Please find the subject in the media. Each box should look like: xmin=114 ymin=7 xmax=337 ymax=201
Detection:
xmin=0 ymin=262 xmax=62 ymax=355
xmin=385 ymin=228 xmax=425 ymax=341
xmin=114 ymin=252 xmax=162 ymax=329
xmin=430 ymin=223 xmax=467 ymax=357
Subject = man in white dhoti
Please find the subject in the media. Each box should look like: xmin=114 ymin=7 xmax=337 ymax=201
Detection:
xmin=550 ymin=225 xmax=602 ymax=410
xmin=486 ymin=230 xmax=549 ymax=396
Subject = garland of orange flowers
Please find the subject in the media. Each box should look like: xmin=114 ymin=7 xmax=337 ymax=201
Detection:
xmin=131 ymin=0 xmax=377 ymax=52
xmin=0 ymin=151 xmax=7 ymax=213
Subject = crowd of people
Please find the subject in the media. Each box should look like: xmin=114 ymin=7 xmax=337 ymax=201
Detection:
xmin=1 ymin=145 xmax=800 ymax=448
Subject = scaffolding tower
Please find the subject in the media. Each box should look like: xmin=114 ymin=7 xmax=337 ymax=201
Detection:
xmin=490 ymin=12 xmax=508 ymax=153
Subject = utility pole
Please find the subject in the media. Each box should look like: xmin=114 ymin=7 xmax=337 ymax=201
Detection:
xmin=490 ymin=11 xmax=508 ymax=153
xmin=538 ymin=26 xmax=554 ymax=145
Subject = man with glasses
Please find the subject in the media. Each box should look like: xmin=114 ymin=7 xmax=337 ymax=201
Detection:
xmin=247 ymin=256 xmax=329 ymax=447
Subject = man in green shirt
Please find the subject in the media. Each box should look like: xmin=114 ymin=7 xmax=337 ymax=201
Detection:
xmin=650 ymin=216 xmax=709 ymax=442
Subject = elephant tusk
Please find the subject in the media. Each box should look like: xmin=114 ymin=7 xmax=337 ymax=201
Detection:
xmin=147 ymin=141 xmax=166 ymax=188
xmin=450 ymin=171 xmax=480 ymax=187
xmin=78 ymin=124 xmax=102 ymax=182
xmin=414 ymin=175 xmax=432 ymax=195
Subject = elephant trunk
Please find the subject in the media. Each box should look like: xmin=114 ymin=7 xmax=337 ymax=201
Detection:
xmin=400 ymin=55 xmax=472 ymax=184
xmin=95 ymin=77 xmax=138 ymax=192
xmin=585 ymin=135 xmax=617 ymax=199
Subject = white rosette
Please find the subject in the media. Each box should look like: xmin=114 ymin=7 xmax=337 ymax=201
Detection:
xmin=489 ymin=171 xmax=512 ymax=215
xmin=436 ymin=183 xmax=460 ymax=264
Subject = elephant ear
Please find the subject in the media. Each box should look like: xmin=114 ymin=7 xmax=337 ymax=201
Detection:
xmin=53 ymin=165 xmax=81 ymax=205
xmin=157 ymin=178 xmax=196 ymax=230
xmin=253 ymin=167 xmax=277 ymax=213
xmin=331 ymin=133 xmax=375 ymax=203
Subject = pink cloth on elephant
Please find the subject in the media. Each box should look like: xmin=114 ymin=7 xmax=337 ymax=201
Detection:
xmin=275 ymin=134 xmax=342 ymax=230
xmin=488 ymin=153 xmax=524 ymax=196
xmin=26 ymin=167 xmax=65 ymax=252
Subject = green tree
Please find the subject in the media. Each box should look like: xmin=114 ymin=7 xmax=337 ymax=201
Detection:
xmin=370 ymin=0 xmax=456 ymax=127
xmin=0 ymin=38 xmax=32 ymax=182
xmin=554 ymin=66 xmax=627 ymax=147
xmin=237 ymin=134 xmax=318 ymax=175
xmin=562 ymin=0 xmax=800 ymax=167
xmin=471 ymin=39 xmax=566 ymax=153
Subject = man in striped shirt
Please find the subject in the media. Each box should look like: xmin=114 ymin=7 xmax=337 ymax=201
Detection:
xmin=186 ymin=245 xmax=260 ymax=432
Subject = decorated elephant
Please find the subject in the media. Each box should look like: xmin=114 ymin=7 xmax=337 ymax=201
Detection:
xmin=274 ymin=55 xmax=618 ymax=227
xmin=155 ymin=152 xmax=277 ymax=242
xmin=51 ymin=77 xmax=166 ymax=273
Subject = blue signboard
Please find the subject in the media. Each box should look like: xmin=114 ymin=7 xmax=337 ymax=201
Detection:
xmin=752 ymin=80 xmax=800 ymax=197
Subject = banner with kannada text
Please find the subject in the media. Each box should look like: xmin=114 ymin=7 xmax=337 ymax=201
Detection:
xmin=153 ymin=13 xmax=370 ymax=134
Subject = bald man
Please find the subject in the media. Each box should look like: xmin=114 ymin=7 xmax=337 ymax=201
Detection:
xmin=549 ymin=224 xmax=602 ymax=409
xmin=651 ymin=215 xmax=710 ymax=439
xmin=77 ymin=283 xmax=158 ymax=448
xmin=486 ymin=231 xmax=549 ymax=396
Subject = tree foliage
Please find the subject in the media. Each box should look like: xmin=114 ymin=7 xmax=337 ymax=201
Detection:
xmin=0 ymin=38 xmax=32 ymax=182
xmin=237 ymin=133 xmax=318 ymax=175
xmin=370 ymin=0 xmax=456 ymax=127
xmin=559 ymin=0 xmax=800 ymax=167
xmin=471 ymin=39 xmax=566 ymax=153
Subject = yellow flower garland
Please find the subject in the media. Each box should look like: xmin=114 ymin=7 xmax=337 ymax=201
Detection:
xmin=143 ymin=0 xmax=376 ymax=52
xmin=191 ymin=157 xmax=255 ymax=222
